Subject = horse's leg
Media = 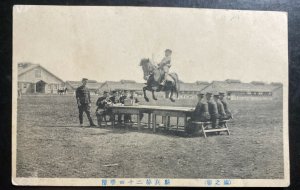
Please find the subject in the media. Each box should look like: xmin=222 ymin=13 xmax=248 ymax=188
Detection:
xmin=152 ymin=90 xmax=157 ymax=100
xmin=143 ymin=86 xmax=149 ymax=102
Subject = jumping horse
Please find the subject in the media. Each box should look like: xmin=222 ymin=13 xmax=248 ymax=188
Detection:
xmin=139 ymin=58 xmax=180 ymax=102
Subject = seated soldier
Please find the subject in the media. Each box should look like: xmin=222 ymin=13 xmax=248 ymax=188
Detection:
xmin=186 ymin=92 xmax=210 ymax=134
xmin=109 ymin=90 xmax=123 ymax=123
xmin=191 ymin=92 xmax=210 ymax=122
xmin=214 ymin=93 xmax=226 ymax=120
xmin=109 ymin=90 xmax=119 ymax=104
xmin=121 ymin=90 xmax=131 ymax=123
xmin=219 ymin=92 xmax=233 ymax=119
xmin=96 ymin=91 xmax=111 ymax=126
xmin=207 ymin=92 xmax=219 ymax=128
xmin=124 ymin=91 xmax=144 ymax=123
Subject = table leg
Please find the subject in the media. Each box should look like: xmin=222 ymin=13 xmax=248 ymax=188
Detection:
xmin=167 ymin=116 xmax=170 ymax=128
xmin=184 ymin=115 xmax=187 ymax=132
xmin=148 ymin=113 xmax=151 ymax=129
xmin=137 ymin=112 xmax=141 ymax=131
xmin=153 ymin=114 xmax=156 ymax=133
xmin=112 ymin=114 xmax=115 ymax=129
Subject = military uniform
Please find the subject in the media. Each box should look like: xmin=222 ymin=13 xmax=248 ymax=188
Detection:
xmin=158 ymin=56 xmax=171 ymax=71
xmin=221 ymin=99 xmax=232 ymax=119
xmin=158 ymin=49 xmax=172 ymax=84
xmin=216 ymin=99 xmax=226 ymax=119
xmin=76 ymin=82 xmax=95 ymax=126
xmin=124 ymin=95 xmax=143 ymax=122
xmin=191 ymin=100 xmax=210 ymax=122
xmin=207 ymin=98 xmax=219 ymax=128
xmin=96 ymin=92 xmax=111 ymax=126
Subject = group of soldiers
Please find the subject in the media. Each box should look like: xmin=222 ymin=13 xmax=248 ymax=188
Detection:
xmin=189 ymin=91 xmax=233 ymax=129
xmin=95 ymin=89 xmax=143 ymax=125
xmin=75 ymin=78 xmax=141 ymax=127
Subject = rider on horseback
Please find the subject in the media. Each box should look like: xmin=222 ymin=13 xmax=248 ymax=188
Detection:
xmin=158 ymin=49 xmax=172 ymax=86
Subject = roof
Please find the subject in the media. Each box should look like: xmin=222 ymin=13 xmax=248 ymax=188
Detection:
xmin=99 ymin=81 xmax=144 ymax=91
xmin=18 ymin=63 xmax=64 ymax=83
xmin=201 ymin=81 xmax=280 ymax=93
xmin=251 ymin=81 xmax=266 ymax=85
xmin=179 ymin=83 xmax=208 ymax=92
xmin=66 ymin=80 xmax=102 ymax=90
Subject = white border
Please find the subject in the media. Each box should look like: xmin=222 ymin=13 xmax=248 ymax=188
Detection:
xmin=11 ymin=6 xmax=290 ymax=187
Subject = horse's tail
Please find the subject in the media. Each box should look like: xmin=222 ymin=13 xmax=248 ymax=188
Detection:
xmin=169 ymin=73 xmax=180 ymax=98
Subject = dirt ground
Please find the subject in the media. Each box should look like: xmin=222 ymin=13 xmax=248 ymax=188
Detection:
xmin=16 ymin=95 xmax=284 ymax=179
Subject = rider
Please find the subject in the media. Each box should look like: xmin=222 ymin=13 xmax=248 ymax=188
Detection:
xmin=158 ymin=49 xmax=172 ymax=86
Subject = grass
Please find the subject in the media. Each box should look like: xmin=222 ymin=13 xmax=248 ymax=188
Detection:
xmin=16 ymin=95 xmax=284 ymax=179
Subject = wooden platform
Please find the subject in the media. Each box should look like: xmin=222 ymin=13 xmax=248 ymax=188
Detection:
xmin=191 ymin=120 xmax=230 ymax=138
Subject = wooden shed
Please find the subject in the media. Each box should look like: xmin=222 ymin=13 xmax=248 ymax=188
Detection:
xmin=18 ymin=63 xmax=64 ymax=94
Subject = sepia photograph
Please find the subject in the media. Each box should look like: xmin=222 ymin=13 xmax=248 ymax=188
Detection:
xmin=12 ymin=6 xmax=289 ymax=187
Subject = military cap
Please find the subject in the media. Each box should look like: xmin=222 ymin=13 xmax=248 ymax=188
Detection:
xmin=103 ymin=91 xmax=108 ymax=94
xmin=206 ymin=92 xmax=213 ymax=96
xmin=213 ymin=93 xmax=220 ymax=97
xmin=82 ymin=78 xmax=88 ymax=81
xmin=124 ymin=90 xmax=129 ymax=93
xmin=219 ymin=92 xmax=226 ymax=95
xmin=165 ymin=49 xmax=172 ymax=53
xmin=112 ymin=90 xmax=117 ymax=93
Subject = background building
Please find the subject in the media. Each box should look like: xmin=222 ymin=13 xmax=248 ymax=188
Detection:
xmin=178 ymin=81 xmax=209 ymax=98
xmin=65 ymin=80 xmax=102 ymax=95
xmin=200 ymin=79 xmax=282 ymax=100
xmin=98 ymin=80 xmax=144 ymax=95
xmin=18 ymin=63 xmax=65 ymax=94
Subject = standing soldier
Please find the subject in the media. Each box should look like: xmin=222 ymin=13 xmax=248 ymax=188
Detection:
xmin=219 ymin=92 xmax=233 ymax=119
xmin=76 ymin=78 xmax=97 ymax=127
xmin=206 ymin=92 xmax=219 ymax=128
xmin=158 ymin=49 xmax=172 ymax=86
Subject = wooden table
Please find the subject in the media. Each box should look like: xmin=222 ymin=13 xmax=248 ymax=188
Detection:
xmin=109 ymin=105 xmax=194 ymax=132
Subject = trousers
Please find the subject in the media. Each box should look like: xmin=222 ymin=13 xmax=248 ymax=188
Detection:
xmin=78 ymin=103 xmax=94 ymax=125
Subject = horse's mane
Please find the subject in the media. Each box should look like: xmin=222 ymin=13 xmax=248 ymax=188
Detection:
xmin=140 ymin=58 xmax=157 ymax=69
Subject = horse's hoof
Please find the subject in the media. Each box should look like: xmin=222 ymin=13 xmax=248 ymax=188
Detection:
xmin=145 ymin=97 xmax=149 ymax=102
xmin=170 ymin=98 xmax=175 ymax=102
xmin=153 ymin=97 xmax=157 ymax=100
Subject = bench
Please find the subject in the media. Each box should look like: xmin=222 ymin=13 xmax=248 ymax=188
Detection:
xmin=191 ymin=120 xmax=230 ymax=138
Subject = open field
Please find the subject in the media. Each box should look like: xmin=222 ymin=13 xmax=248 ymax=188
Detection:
xmin=16 ymin=95 xmax=284 ymax=179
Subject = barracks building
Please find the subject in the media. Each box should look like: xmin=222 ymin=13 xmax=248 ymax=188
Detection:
xmin=200 ymin=79 xmax=283 ymax=101
xmin=18 ymin=63 xmax=65 ymax=94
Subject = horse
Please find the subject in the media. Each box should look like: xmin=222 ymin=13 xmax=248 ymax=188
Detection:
xmin=58 ymin=87 xmax=68 ymax=95
xmin=139 ymin=58 xmax=180 ymax=102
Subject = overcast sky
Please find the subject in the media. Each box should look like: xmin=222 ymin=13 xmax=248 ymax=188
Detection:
xmin=13 ymin=6 xmax=288 ymax=83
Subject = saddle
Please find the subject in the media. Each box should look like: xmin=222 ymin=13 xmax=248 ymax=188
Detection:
xmin=152 ymin=69 xmax=176 ymax=84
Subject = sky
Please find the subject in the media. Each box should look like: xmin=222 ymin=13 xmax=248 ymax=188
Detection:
xmin=13 ymin=6 xmax=288 ymax=83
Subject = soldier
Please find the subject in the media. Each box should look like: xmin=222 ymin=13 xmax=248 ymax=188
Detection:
xmin=119 ymin=90 xmax=128 ymax=104
xmin=158 ymin=49 xmax=172 ymax=86
xmin=124 ymin=91 xmax=144 ymax=123
xmin=76 ymin=78 xmax=97 ymax=127
xmin=214 ymin=94 xmax=226 ymax=120
xmin=191 ymin=92 xmax=210 ymax=122
xmin=186 ymin=92 xmax=210 ymax=134
xmin=96 ymin=91 xmax=111 ymax=127
xmin=206 ymin=92 xmax=219 ymax=128
xmin=219 ymin=92 xmax=233 ymax=119
xmin=109 ymin=90 xmax=119 ymax=104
